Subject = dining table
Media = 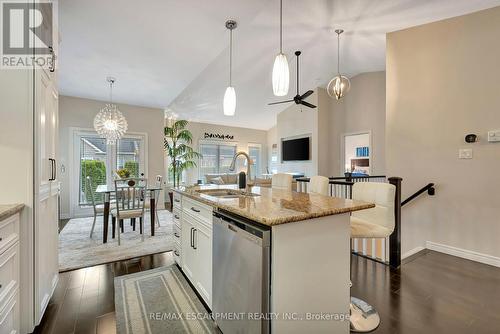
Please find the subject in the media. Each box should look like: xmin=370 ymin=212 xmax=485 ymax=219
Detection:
xmin=96 ymin=184 xmax=162 ymax=243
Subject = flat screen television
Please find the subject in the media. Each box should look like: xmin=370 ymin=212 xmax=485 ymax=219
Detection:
xmin=282 ymin=137 xmax=310 ymax=161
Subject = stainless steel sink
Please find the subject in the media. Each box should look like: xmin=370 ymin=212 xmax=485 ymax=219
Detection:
xmin=196 ymin=189 xmax=260 ymax=198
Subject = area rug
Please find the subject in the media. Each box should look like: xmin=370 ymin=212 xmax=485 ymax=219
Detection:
xmin=59 ymin=210 xmax=173 ymax=272
xmin=115 ymin=266 xmax=219 ymax=334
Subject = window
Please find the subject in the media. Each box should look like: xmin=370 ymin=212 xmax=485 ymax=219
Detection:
xmin=249 ymin=144 xmax=261 ymax=178
xmin=73 ymin=129 xmax=146 ymax=216
xmin=199 ymin=142 xmax=237 ymax=181
xmin=116 ymin=137 xmax=142 ymax=177
xmin=79 ymin=136 xmax=107 ymax=205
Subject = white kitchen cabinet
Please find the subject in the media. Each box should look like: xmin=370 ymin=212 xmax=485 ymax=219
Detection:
xmin=181 ymin=215 xmax=196 ymax=282
xmin=192 ymin=218 xmax=212 ymax=307
xmin=0 ymin=0 xmax=60 ymax=331
xmin=179 ymin=194 xmax=213 ymax=309
xmin=0 ymin=213 xmax=21 ymax=334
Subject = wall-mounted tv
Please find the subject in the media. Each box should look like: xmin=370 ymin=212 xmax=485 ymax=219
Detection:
xmin=282 ymin=136 xmax=310 ymax=161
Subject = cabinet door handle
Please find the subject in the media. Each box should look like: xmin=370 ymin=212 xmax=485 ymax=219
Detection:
xmin=174 ymin=250 xmax=179 ymax=256
xmin=190 ymin=207 xmax=200 ymax=213
xmin=53 ymin=158 xmax=57 ymax=180
xmin=174 ymin=232 xmax=180 ymax=238
xmin=190 ymin=227 xmax=194 ymax=248
xmin=174 ymin=215 xmax=180 ymax=219
xmin=174 ymin=199 xmax=180 ymax=203
xmin=193 ymin=229 xmax=197 ymax=249
xmin=48 ymin=158 xmax=54 ymax=181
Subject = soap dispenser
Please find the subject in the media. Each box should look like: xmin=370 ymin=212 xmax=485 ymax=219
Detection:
xmin=238 ymin=172 xmax=246 ymax=189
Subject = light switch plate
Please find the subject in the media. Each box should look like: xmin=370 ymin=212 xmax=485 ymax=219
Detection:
xmin=459 ymin=148 xmax=473 ymax=159
xmin=488 ymin=130 xmax=500 ymax=142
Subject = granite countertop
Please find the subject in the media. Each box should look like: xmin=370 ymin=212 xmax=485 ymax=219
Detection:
xmin=0 ymin=204 xmax=25 ymax=221
xmin=173 ymin=185 xmax=375 ymax=226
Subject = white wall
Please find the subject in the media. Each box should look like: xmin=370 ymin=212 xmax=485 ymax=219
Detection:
xmin=387 ymin=6 xmax=500 ymax=258
xmin=185 ymin=122 xmax=268 ymax=184
xmin=328 ymin=72 xmax=386 ymax=176
xmin=59 ymin=96 xmax=165 ymax=217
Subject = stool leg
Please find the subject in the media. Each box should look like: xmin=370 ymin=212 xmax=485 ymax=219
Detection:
xmin=111 ymin=216 xmax=116 ymax=239
xmin=350 ymin=244 xmax=380 ymax=332
xmin=120 ymin=219 xmax=124 ymax=233
xmin=131 ymin=218 xmax=136 ymax=231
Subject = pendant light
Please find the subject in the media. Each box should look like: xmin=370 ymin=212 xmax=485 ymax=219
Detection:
xmin=272 ymin=0 xmax=289 ymax=96
xmin=327 ymin=29 xmax=351 ymax=100
xmin=223 ymin=20 xmax=237 ymax=116
xmin=94 ymin=77 xmax=128 ymax=144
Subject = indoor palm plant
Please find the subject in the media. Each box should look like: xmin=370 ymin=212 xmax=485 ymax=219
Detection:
xmin=164 ymin=119 xmax=201 ymax=189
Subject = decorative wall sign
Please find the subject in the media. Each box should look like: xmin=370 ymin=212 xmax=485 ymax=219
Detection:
xmin=204 ymin=132 xmax=234 ymax=140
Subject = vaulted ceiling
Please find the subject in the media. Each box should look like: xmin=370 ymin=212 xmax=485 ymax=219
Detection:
xmin=59 ymin=0 xmax=500 ymax=130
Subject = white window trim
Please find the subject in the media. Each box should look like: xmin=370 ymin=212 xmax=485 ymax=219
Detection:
xmin=69 ymin=127 xmax=149 ymax=218
xmin=340 ymin=130 xmax=372 ymax=176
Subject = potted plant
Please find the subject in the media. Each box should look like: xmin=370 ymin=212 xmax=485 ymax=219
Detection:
xmin=164 ymin=119 xmax=201 ymax=209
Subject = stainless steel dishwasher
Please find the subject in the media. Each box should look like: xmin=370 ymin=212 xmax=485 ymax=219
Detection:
xmin=213 ymin=210 xmax=271 ymax=334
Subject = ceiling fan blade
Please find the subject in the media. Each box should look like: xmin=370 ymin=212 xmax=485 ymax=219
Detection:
xmin=300 ymin=101 xmax=317 ymax=109
xmin=268 ymin=100 xmax=294 ymax=106
xmin=300 ymin=90 xmax=313 ymax=100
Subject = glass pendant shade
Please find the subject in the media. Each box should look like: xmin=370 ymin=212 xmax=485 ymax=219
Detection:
xmin=94 ymin=103 xmax=128 ymax=144
xmin=272 ymin=53 xmax=289 ymax=96
xmin=327 ymin=75 xmax=351 ymax=100
xmin=223 ymin=86 xmax=236 ymax=116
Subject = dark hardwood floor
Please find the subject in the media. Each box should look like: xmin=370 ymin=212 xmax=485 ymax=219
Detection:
xmin=33 ymin=250 xmax=500 ymax=334
xmin=33 ymin=252 xmax=175 ymax=334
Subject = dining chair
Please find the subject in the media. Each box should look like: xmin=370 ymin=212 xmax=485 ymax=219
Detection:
xmin=145 ymin=175 xmax=162 ymax=227
xmin=111 ymin=178 xmax=147 ymax=245
xmin=271 ymin=173 xmax=293 ymax=191
xmin=86 ymin=176 xmax=105 ymax=238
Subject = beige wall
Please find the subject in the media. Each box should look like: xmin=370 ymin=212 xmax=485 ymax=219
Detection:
xmin=274 ymin=90 xmax=320 ymax=176
xmin=59 ymin=96 xmax=165 ymax=217
xmin=267 ymin=79 xmax=385 ymax=178
xmin=185 ymin=121 xmax=268 ymax=184
xmin=387 ymin=7 xmax=500 ymax=257
xmin=328 ymin=72 xmax=386 ymax=176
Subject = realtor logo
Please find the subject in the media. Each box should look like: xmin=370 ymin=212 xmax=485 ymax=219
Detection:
xmin=1 ymin=0 xmax=54 ymax=69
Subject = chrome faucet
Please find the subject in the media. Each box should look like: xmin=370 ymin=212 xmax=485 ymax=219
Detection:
xmin=229 ymin=151 xmax=253 ymax=186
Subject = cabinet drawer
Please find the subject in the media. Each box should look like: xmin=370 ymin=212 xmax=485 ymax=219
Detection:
xmin=172 ymin=208 xmax=181 ymax=228
xmin=0 ymin=214 xmax=20 ymax=255
xmin=0 ymin=243 xmax=19 ymax=313
xmin=0 ymin=288 xmax=19 ymax=334
xmin=182 ymin=197 xmax=212 ymax=223
xmin=173 ymin=192 xmax=182 ymax=209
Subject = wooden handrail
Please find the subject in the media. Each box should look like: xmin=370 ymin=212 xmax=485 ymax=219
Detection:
xmin=401 ymin=183 xmax=435 ymax=207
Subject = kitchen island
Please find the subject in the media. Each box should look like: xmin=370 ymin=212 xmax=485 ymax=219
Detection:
xmin=172 ymin=185 xmax=374 ymax=334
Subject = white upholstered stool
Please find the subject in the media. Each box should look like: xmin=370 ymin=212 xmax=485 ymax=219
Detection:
xmin=307 ymin=175 xmax=329 ymax=195
xmin=271 ymin=173 xmax=293 ymax=191
xmin=350 ymin=182 xmax=395 ymax=332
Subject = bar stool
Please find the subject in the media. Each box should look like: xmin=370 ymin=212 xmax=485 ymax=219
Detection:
xmin=350 ymin=182 xmax=395 ymax=332
xmin=272 ymin=173 xmax=293 ymax=191
xmin=308 ymin=175 xmax=329 ymax=195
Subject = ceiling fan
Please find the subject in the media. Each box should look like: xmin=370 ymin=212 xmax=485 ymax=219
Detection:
xmin=268 ymin=51 xmax=316 ymax=109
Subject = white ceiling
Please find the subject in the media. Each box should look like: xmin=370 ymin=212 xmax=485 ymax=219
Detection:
xmin=59 ymin=0 xmax=500 ymax=130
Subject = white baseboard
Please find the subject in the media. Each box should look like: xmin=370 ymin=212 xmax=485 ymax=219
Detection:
xmin=402 ymin=246 xmax=425 ymax=260
xmin=426 ymin=241 xmax=500 ymax=268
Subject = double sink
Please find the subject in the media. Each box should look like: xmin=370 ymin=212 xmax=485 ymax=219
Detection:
xmin=196 ymin=188 xmax=260 ymax=199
